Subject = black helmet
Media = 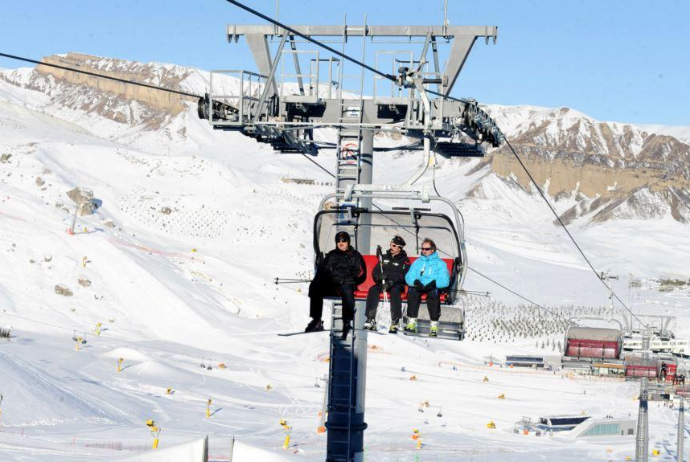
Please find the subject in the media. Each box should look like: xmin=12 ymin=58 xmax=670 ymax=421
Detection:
xmin=335 ymin=231 xmax=351 ymax=243
xmin=391 ymin=235 xmax=406 ymax=247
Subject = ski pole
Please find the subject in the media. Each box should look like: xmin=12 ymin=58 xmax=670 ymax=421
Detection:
xmin=274 ymin=277 xmax=313 ymax=285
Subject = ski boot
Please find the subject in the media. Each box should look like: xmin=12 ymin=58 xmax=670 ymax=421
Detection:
xmin=404 ymin=318 xmax=417 ymax=334
xmin=429 ymin=321 xmax=439 ymax=338
xmin=389 ymin=319 xmax=400 ymax=334
xmin=305 ymin=319 xmax=324 ymax=333
xmin=364 ymin=318 xmax=377 ymax=331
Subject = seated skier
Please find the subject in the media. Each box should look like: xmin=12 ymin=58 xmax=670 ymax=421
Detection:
xmin=306 ymin=231 xmax=366 ymax=339
xmin=404 ymin=238 xmax=450 ymax=337
xmin=364 ymin=235 xmax=410 ymax=333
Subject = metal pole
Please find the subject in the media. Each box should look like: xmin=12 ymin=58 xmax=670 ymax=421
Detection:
xmin=636 ymin=377 xmax=649 ymax=462
xmin=229 ymin=434 xmax=235 ymax=461
xmin=357 ymin=130 xmax=373 ymax=253
xmin=679 ymin=397 xmax=685 ymax=462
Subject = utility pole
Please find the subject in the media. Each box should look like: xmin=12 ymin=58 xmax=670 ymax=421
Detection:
xmin=636 ymin=377 xmax=649 ymax=462
xmin=601 ymin=271 xmax=619 ymax=312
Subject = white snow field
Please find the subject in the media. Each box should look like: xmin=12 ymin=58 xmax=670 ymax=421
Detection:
xmin=0 ymin=68 xmax=689 ymax=461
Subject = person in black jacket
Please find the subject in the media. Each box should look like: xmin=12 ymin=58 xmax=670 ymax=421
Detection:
xmin=306 ymin=231 xmax=366 ymax=337
xmin=364 ymin=235 xmax=410 ymax=333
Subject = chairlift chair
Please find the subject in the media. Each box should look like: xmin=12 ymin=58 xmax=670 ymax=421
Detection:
xmin=313 ymin=185 xmax=467 ymax=340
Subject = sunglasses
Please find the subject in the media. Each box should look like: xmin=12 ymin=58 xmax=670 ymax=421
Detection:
xmin=421 ymin=247 xmax=434 ymax=251
xmin=337 ymin=239 xmax=349 ymax=243
xmin=390 ymin=243 xmax=402 ymax=248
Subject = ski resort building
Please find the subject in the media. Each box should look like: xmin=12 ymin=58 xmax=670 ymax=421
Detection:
xmin=536 ymin=415 xmax=591 ymax=433
xmin=570 ymin=418 xmax=636 ymax=438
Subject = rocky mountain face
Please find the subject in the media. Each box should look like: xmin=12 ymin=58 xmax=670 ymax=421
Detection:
xmin=0 ymin=52 xmax=197 ymax=129
xmin=476 ymin=106 xmax=690 ymax=224
xmin=1 ymin=53 xmax=689 ymax=225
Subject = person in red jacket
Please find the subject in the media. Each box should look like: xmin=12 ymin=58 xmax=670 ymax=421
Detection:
xmin=306 ymin=231 xmax=366 ymax=338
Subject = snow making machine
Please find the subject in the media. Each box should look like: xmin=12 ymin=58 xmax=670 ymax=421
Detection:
xmin=314 ymin=185 xmax=467 ymax=340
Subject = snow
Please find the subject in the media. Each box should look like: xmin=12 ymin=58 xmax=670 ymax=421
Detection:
xmin=0 ymin=64 xmax=689 ymax=462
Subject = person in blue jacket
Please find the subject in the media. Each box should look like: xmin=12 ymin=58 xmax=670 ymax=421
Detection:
xmin=404 ymin=238 xmax=450 ymax=337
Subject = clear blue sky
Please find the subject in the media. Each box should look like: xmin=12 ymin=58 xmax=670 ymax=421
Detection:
xmin=1 ymin=0 xmax=688 ymax=125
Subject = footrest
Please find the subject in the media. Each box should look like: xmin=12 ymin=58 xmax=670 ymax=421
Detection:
xmin=403 ymin=320 xmax=463 ymax=341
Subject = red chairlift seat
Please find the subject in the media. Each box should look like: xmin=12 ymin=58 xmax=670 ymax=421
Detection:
xmin=353 ymin=255 xmax=454 ymax=303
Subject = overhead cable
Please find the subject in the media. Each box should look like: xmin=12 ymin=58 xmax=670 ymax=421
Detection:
xmin=468 ymin=266 xmax=568 ymax=322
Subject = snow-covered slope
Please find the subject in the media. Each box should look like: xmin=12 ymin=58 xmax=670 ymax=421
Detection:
xmin=0 ymin=55 xmax=689 ymax=461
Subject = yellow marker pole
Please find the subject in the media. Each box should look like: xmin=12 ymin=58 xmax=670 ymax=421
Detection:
xmin=75 ymin=337 xmax=82 ymax=351
xmin=206 ymin=399 xmax=212 ymax=418
xmin=280 ymin=419 xmax=291 ymax=449
xmin=166 ymin=387 xmax=173 ymax=395
xmin=117 ymin=358 xmax=124 ymax=373
xmin=94 ymin=323 xmax=102 ymax=336
xmin=146 ymin=420 xmax=160 ymax=449
xmin=411 ymin=429 xmax=421 ymax=449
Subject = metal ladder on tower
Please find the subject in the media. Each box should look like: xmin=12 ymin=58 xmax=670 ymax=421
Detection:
xmin=334 ymin=20 xmax=367 ymax=204
xmin=325 ymin=301 xmax=358 ymax=462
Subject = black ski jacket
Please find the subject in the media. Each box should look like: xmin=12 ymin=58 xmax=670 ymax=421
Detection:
xmin=372 ymin=250 xmax=410 ymax=286
xmin=317 ymin=246 xmax=367 ymax=286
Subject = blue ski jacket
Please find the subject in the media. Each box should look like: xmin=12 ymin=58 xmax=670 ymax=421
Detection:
xmin=405 ymin=251 xmax=450 ymax=289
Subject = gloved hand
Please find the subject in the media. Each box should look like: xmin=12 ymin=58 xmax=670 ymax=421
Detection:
xmin=424 ymin=280 xmax=437 ymax=290
xmin=413 ymin=279 xmax=424 ymax=291
xmin=382 ymin=281 xmax=392 ymax=292
xmin=373 ymin=272 xmax=382 ymax=283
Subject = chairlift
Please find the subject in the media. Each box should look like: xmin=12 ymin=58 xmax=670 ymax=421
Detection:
xmin=563 ymin=317 xmax=623 ymax=360
xmin=313 ymin=185 xmax=467 ymax=340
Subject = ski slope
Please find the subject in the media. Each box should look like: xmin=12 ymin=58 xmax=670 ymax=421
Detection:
xmin=0 ymin=74 xmax=689 ymax=461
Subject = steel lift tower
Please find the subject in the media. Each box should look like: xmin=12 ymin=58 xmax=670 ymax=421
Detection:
xmin=199 ymin=8 xmax=504 ymax=461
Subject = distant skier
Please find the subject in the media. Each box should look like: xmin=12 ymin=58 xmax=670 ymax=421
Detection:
xmin=306 ymin=231 xmax=366 ymax=339
xmin=404 ymin=238 xmax=450 ymax=337
xmin=364 ymin=235 xmax=410 ymax=333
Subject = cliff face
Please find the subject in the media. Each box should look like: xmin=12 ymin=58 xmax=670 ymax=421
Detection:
xmin=481 ymin=106 xmax=690 ymax=224
xmin=0 ymin=52 xmax=196 ymax=129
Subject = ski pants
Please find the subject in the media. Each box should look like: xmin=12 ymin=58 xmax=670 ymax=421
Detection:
xmin=309 ymin=281 xmax=356 ymax=322
xmin=365 ymin=283 xmax=404 ymax=321
xmin=406 ymin=287 xmax=441 ymax=321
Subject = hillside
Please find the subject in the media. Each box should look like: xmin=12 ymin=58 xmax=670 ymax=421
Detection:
xmin=0 ymin=53 xmax=689 ymax=461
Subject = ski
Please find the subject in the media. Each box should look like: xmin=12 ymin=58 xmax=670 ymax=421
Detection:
xmin=278 ymin=329 xmax=334 ymax=337
xmin=278 ymin=328 xmax=387 ymax=337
